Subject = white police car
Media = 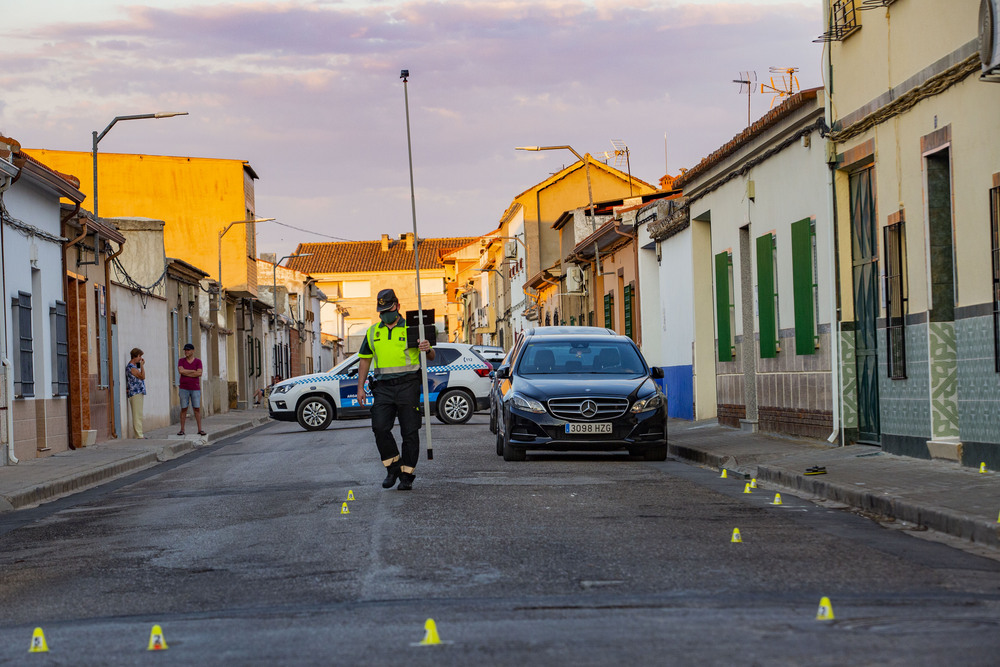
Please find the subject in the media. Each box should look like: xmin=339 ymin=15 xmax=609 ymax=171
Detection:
xmin=268 ymin=342 xmax=493 ymax=430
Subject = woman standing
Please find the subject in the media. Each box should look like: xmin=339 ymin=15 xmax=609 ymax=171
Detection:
xmin=126 ymin=347 xmax=146 ymax=439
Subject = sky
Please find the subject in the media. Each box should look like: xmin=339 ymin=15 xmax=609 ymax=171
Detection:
xmin=0 ymin=0 xmax=824 ymax=257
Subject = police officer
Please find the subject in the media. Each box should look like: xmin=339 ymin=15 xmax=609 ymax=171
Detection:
xmin=356 ymin=288 xmax=435 ymax=491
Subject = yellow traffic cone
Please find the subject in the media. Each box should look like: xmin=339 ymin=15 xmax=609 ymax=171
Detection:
xmin=347 ymin=489 xmax=355 ymax=501
xmin=720 ymin=469 xmax=727 ymax=479
xmin=731 ymin=528 xmax=742 ymax=543
xmin=28 ymin=627 xmax=49 ymax=653
xmin=816 ymin=597 xmax=835 ymax=621
xmin=743 ymin=482 xmax=752 ymax=494
xmin=419 ymin=618 xmax=442 ymax=645
xmin=980 ymin=462 xmax=987 ymax=473
xmin=996 ymin=509 xmax=999 ymax=524
xmin=750 ymin=478 xmax=757 ymax=489
xmin=341 ymin=502 xmax=350 ymax=515
xmin=772 ymin=493 xmax=783 ymax=505
xmin=147 ymin=624 xmax=168 ymax=651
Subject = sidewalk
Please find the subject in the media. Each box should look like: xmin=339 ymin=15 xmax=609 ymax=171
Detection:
xmin=668 ymin=419 xmax=1000 ymax=549
xmin=0 ymin=408 xmax=270 ymax=513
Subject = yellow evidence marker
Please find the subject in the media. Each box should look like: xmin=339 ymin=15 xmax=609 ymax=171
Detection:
xmin=816 ymin=596 xmax=835 ymax=621
xmin=419 ymin=618 xmax=441 ymax=645
xmin=720 ymin=469 xmax=728 ymax=479
xmin=341 ymin=502 xmax=350 ymax=515
xmin=347 ymin=489 xmax=356 ymax=501
xmin=29 ymin=627 xmax=49 ymax=653
xmin=147 ymin=624 xmax=168 ymax=651
xmin=750 ymin=478 xmax=758 ymax=489
xmin=731 ymin=528 xmax=742 ymax=543
xmin=772 ymin=493 xmax=783 ymax=505
xmin=743 ymin=482 xmax=752 ymax=494
xmin=980 ymin=462 xmax=987 ymax=473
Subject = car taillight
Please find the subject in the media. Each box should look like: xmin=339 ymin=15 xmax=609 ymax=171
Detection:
xmin=475 ymin=367 xmax=492 ymax=378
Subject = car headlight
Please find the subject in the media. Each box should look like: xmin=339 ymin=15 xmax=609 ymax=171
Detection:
xmin=510 ymin=393 xmax=546 ymax=413
xmin=272 ymin=383 xmax=294 ymax=395
xmin=631 ymin=393 xmax=664 ymax=413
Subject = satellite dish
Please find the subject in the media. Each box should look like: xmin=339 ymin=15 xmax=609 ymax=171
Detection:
xmin=732 ymin=71 xmax=757 ymax=126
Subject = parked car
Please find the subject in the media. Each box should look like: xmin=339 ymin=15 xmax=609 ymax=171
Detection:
xmin=489 ymin=326 xmax=617 ymax=435
xmin=493 ymin=331 xmax=667 ymax=461
xmin=268 ymin=343 xmax=492 ymax=430
xmin=471 ymin=345 xmax=506 ymax=366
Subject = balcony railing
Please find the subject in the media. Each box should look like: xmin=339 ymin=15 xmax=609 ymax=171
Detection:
xmin=815 ymin=0 xmax=861 ymax=42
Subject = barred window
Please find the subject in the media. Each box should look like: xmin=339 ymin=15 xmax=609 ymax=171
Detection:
xmin=884 ymin=220 xmax=907 ymax=379
xmin=991 ymin=185 xmax=1000 ymax=372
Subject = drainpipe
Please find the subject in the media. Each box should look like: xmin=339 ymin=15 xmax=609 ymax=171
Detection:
xmin=822 ymin=10 xmax=842 ymax=446
xmin=61 ymin=208 xmax=85 ymax=450
xmin=104 ymin=238 xmax=126 ymax=438
xmin=0 ymin=166 xmax=15 ymax=464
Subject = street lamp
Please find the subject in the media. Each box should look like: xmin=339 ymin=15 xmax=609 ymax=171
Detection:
xmin=515 ymin=145 xmax=596 ymax=229
xmin=92 ymin=112 xmax=188 ymax=220
xmin=217 ymin=217 xmax=275 ymax=288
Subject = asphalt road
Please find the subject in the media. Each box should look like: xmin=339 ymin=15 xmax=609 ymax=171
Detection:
xmin=1 ymin=415 xmax=999 ymax=665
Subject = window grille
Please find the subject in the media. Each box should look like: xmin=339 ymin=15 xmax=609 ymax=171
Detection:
xmin=814 ymin=0 xmax=860 ymax=42
xmin=991 ymin=185 xmax=1000 ymax=372
xmin=884 ymin=220 xmax=907 ymax=379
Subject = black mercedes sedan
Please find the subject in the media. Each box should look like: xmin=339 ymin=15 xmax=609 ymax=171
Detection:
xmin=494 ymin=333 xmax=667 ymax=461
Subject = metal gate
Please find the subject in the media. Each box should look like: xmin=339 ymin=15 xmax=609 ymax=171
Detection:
xmin=850 ymin=166 xmax=880 ymax=443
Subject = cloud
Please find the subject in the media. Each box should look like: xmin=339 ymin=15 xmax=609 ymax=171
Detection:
xmin=3 ymin=0 xmax=823 ymax=254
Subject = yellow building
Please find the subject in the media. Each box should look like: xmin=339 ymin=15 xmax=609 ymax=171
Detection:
xmin=825 ymin=0 xmax=1000 ymax=465
xmin=23 ymin=150 xmax=260 ymax=294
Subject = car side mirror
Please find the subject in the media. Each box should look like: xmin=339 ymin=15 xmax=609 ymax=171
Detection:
xmin=495 ymin=366 xmax=511 ymax=380
xmin=650 ymin=366 xmax=664 ymax=379
xmin=348 ymin=368 xmax=358 ymax=377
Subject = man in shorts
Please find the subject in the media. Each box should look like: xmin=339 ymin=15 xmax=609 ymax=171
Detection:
xmin=177 ymin=343 xmax=206 ymax=436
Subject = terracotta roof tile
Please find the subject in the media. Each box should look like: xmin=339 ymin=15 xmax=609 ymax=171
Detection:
xmin=288 ymin=236 xmax=481 ymax=274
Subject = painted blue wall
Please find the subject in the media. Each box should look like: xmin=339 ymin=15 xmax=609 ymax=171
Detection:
xmin=657 ymin=365 xmax=693 ymax=420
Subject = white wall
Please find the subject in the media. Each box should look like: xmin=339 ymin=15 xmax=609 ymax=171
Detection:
xmin=652 ymin=227 xmax=695 ymax=368
xmin=114 ymin=289 xmax=170 ymax=434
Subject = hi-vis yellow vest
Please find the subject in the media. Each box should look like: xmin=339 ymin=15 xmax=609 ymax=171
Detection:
xmin=360 ymin=321 xmax=421 ymax=376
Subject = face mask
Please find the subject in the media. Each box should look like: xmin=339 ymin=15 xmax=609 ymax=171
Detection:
xmin=380 ymin=311 xmax=398 ymax=325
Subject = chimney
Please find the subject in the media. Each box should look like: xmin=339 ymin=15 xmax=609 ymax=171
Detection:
xmin=404 ymin=232 xmax=414 ymax=252
xmin=381 ymin=234 xmax=390 ymax=252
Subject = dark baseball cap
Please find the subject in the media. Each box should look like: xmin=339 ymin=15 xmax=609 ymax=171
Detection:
xmin=376 ymin=288 xmax=398 ymax=312
xmin=183 ymin=343 xmax=195 ymax=350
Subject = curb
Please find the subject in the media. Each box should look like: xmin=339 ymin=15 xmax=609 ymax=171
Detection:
xmin=0 ymin=416 xmax=272 ymax=513
xmin=756 ymin=464 xmax=1000 ymax=548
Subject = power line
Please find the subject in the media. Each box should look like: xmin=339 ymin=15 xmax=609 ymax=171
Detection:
xmin=271 ymin=220 xmax=354 ymax=242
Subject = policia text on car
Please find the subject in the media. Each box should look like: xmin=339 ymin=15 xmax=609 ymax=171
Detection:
xmin=356 ymin=289 xmax=435 ymax=491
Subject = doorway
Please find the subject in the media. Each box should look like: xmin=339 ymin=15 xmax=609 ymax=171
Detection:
xmin=850 ymin=166 xmax=880 ymax=443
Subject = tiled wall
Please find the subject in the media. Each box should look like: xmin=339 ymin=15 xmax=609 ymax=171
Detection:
xmin=877 ymin=324 xmax=931 ymax=440
xmin=956 ymin=314 xmax=1000 ymax=445
xmin=12 ymin=398 xmax=70 ymax=459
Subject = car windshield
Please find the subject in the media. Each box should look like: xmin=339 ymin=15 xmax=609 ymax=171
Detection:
xmin=516 ymin=340 xmax=646 ymax=376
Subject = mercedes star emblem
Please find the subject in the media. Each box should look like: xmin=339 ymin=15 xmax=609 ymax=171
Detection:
xmin=580 ymin=400 xmax=598 ymax=418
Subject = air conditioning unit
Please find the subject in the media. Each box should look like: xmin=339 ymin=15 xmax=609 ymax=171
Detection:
xmin=565 ymin=265 xmax=584 ymax=293
xmin=504 ymin=241 xmax=518 ymax=259
xmin=982 ymin=0 xmax=1000 ymax=81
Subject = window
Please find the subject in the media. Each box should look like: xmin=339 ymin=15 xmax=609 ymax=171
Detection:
xmin=756 ymin=233 xmax=779 ymax=358
xmin=432 ymin=347 xmax=461 ymax=366
xmin=815 ymin=0 xmax=859 ymax=42
xmin=791 ymin=218 xmax=819 ymax=355
xmin=991 ymin=184 xmax=1000 ymax=371
xmin=714 ymin=251 xmax=735 ymax=362
xmin=553 ymin=308 xmax=559 ymax=327
xmin=604 ymin=292 xmax=615 ymax=331
xmin=624 ymin=284 xmax=635 ymax=340
xmin=11 ymin=291 xmax=33 ymax=397
xmin=588 ymin=311 xmax=594 ymax=326
xmin=50 ymin=301 xmax=69 ymax=396
xmin=884 ymin=219 xmax=907 ymax=379
xmin=95 ymin=285 xmax=109 ymax=388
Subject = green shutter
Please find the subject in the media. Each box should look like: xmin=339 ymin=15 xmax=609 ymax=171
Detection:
xmin=715 ymin=251 xmax=732 ymax=362
xmin=624 ymin=285 xmax=634 ymax=340
xmin=756 ymin=233 xmax=777 ymax=358
xmin=790 ymin=218 xmax=816 ymax=355
xmin=604 ymin=292 xmax=614 ymax=330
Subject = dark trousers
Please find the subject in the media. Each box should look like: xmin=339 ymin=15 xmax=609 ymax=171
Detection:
xmin=370 ymin=373 xmax=422 ymax=473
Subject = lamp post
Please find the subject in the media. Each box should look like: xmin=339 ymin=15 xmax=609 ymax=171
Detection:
xmin=515 ymin=145 xmax=596 ymax=230
xmin=92 ymin=112 xmax=187 ymax=220
xmin=217 ymin=217 xmax=275 ymax=288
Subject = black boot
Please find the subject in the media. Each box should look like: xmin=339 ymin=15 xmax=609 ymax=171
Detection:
xmin=397 ymin=472 xmax=415 ymax=491
xmin=382 ymin=463 xmax=401 ymax=489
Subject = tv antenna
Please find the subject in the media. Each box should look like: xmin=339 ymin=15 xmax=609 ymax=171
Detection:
xmin=596 ymin=140 xmax=633 ymax=196
xmin=732 ymin=71 xmax=757 ymax=127
xmin=760 ymin=66 xmax=800 ymax=109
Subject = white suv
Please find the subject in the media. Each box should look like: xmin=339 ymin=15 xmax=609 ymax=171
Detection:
xmin=268 ymin=342 xmax=493 ymax=430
